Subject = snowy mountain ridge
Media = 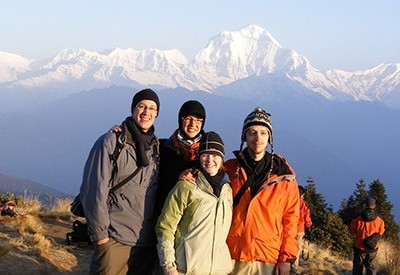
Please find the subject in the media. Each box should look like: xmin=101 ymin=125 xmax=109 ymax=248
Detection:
xmin=1 ymin=24 xmax=399 ymax=107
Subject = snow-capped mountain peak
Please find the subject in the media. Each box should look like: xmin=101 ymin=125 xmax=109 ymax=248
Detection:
xmin=192 ymin=25 xmax=283 ymax=80
xmin=0 ymin=51 xmax=31 ymax=82
xmin=1 ymin=25 xmax=400 ymax=107
xmin=235 ymin=24 xmax=281 ymax=46
xmin=0 ymin=51 xmax=31 ymax=67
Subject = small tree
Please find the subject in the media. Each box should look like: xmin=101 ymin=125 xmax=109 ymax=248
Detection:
xmin=369 ymin=179 xmax=399 ymax=243
xmin=304 ymin=177 xmax=329 ymax=227
xmin=338 ymin=178 xmax=369 ymax=226
xmin=304 ymin=177 xmax=352 ymax=256
xmin=315 ymin=212 xmax=353 ymax=256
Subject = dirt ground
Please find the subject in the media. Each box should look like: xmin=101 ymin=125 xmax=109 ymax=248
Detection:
xmin=0 ymin=217 xmax=92 ymax=274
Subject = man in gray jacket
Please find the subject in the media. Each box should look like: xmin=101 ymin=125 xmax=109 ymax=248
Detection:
xmin=80 ymin=88 xmax=160 ymax=275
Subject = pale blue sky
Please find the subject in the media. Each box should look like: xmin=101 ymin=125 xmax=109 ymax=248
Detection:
xmin=2 ymin=0 xmax=399 ymax=71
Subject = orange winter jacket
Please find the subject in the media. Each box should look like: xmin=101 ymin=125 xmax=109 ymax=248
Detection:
xmin=350 ymin=213 xmax=385 ymax=251
xmin=297 ymin=198 xmax=312 ymax=233
xmin=225 ymin=153 xmax=300 ymax=264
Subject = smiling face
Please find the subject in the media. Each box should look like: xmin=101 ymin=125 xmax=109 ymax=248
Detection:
xmin=199 ymin=153 xmax=223 ymax=176
xmin=132 ymin=99 xmax=158 ymax=132
xmin=182 ymin=115 xmax=204 ymax=139
xmin=245 ymin=125 xmax=270 ymax=161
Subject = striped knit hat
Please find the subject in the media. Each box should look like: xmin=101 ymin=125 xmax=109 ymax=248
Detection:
xmin=240 ymin=107 xmax=274 ymax=155
xmin=199 ymin=131 xmax=225 ymax=159
xmin=241 ymin=107 xmax=272 ymax=142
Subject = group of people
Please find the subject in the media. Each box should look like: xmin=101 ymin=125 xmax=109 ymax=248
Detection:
xmin=79 ymin=88 xmax=385 ymax=275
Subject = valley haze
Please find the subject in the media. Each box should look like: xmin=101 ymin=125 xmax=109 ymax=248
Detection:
xmin=0 ymin=25 xmax=399 ymax=222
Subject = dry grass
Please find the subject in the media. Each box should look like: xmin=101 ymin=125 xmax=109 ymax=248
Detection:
xmin=17 ymin=214 xmax=44 ymax=235
xmin=0 ymin=198 xmax=80 ymax=273
xmin=40 ymin=246 xmax=79 ymax=272
xmin=39 ymin=197 xmax=75 ymax=222
xmin=376 ymin=240 xmax=400 ymax=275
xmin=0 ymin=216 xmax=19 ymax=232
xmin=49 ymin=197 xmax=72 ymax=212
xmin=16 ymin=194 xmax=42 ymax=215
xmin=298 ymin=239 xmax=400 ymax=275
xmin=8 ymin=237 xmax=29 ymax=251
xmin=299 ymin=241 xmax=352 ymax=275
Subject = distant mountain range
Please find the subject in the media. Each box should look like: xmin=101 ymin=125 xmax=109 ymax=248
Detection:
xmin=0 ymin=173 xmax=69 ymax=205
xmin=1 ymin=25 xmax=400 ymax=111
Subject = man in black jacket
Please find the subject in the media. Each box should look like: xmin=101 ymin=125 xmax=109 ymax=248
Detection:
xmin=156 ymin=100 xmax=206 ymax=213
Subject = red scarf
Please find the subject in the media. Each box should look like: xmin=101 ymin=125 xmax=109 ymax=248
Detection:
xmin=166 ymin=130 xmax=201 ymax=161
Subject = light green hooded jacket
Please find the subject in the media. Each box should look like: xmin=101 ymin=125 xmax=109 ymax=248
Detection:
xmin=156 ymin=171 xmax=233 ymax=275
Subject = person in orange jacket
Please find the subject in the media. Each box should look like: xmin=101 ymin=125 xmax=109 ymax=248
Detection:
xmin=350 ymin=197 xmax=385 ymax=275
xmin=291 ymin=185 xmax=312 ymax=274
xmin=225 ymin=107 xmax=300 ymax=275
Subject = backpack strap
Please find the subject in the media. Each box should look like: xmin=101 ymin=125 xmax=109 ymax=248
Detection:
xmin=233 ymin=173 xmax=254 ymax=208
xmin=71 ymin=132 xmax=140 ymax=218
xmin=108 ymin=131 xmax=142 ymax=194
xmin=109 ymin=166 xmax=142 ymax=194
xmin=233 ymin=173 xmax=293 ymax=207
xmin=258 ymin=175 xmax=296 ymax=193
xmin=109 ymin=131 xmax=124 ymax=181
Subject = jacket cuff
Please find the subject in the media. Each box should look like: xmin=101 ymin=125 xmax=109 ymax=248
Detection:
xmin=91 ymin=230 xmax=109 ymax=242
xmin=278 ymin=254 xmax=296 ymax=263
xmin=162 ymin=262 xmax=177 ymax=273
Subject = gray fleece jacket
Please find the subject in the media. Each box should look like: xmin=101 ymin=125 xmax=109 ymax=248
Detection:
xmin=80 ymin=125 xmax=159 ymax=246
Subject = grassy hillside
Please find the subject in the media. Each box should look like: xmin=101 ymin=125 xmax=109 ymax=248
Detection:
xmin=0 ymin=195 xmax=398 ymax=274
xmin=0 ymin=196 xmax=90 ymax=274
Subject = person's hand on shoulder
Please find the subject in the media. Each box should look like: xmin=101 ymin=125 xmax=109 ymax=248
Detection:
xmin=178 ymin=168 xmax=196 ymax=183
xmin=109 ymin=125 xmax=122 ymax=133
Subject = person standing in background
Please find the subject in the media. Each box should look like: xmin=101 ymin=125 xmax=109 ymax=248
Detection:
xmin=291 ymin=185 xmax=312 ymax=274
xmin=350 ymin=197 xmax=385 ymax=275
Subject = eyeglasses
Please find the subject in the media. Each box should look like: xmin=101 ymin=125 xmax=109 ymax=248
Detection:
xmin=136 ymin=104 xmax=158 ymax=114
xmin=183 ymin=116 xmax=204 ymax=124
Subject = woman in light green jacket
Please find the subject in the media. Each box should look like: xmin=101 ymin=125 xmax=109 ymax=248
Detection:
xmin=156 ymin=131 xmax=233 ymax=275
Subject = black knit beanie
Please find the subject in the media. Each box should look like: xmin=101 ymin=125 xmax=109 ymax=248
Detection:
xmin=198 ymin=131 xmax=225 ymax=159
xmin=178 ymin=100 xmax=206 ymax=135
xmin=131 ymin=88 xmax=160 ymax=116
